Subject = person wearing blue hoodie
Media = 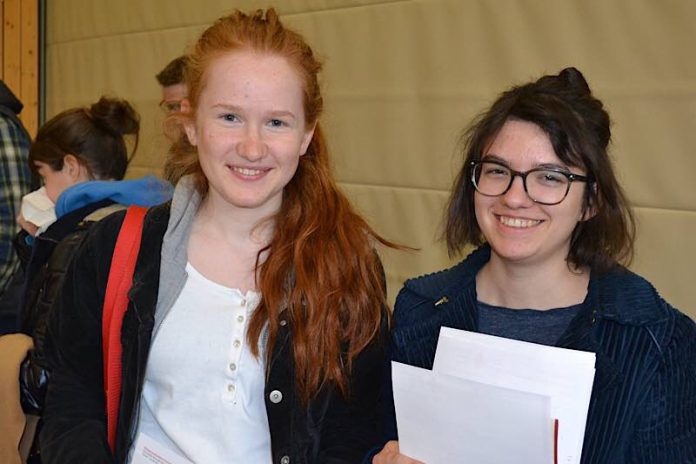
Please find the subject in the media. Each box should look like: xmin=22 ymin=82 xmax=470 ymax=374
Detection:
xmin=11 ymin=96 xmax=171 ymax=462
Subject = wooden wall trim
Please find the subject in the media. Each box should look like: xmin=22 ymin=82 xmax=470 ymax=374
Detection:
xmin=2 ymin=0 xmax=39 ymax=137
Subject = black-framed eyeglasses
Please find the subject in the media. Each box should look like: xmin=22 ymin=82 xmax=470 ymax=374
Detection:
xmin=469 ymin=160 xmax=592 ymax=206
xmin=159 ymin=100 xmax=183 ymax=114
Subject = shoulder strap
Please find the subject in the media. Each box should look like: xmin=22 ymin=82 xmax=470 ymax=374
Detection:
xmin=101 ymin=205 xmax=147 ymax=455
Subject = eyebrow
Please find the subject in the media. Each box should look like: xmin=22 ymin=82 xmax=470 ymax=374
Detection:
xmin=482 ymin=154 xmax=571 ymax=172
xmin=267 ymin=110 xmax=297 ymax=121
xmin=211 ymin=104 xmax=298 ymax=121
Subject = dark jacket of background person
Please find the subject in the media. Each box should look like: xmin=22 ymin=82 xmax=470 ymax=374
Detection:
xmin=40 ymin=199 xmax=389 ymax=464
xmin=0 ymin=80 xmax=33 ymax=334
xmin=17 ymin=199 xmax=117 ymax=413
xmin=376 ymin=245 xmax=696 ymax=464
xmin=17 ymin=176 xmax=173 ymax=413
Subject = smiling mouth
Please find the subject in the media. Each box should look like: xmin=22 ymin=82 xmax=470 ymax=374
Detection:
xmin=497 ymin=215 xmax=542 ymax=228
xmin=230 ymin=166 xmax=267 ymax=176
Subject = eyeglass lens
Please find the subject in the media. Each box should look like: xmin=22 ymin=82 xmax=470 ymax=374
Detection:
xmin=160 ymin=101 xmax=182 ymax=114
xmin=472 ymin=161 xmax=570 ymax=205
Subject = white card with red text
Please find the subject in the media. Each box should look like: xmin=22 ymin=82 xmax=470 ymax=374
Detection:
xmin=131 ymin=432 xmax=193 ymax=464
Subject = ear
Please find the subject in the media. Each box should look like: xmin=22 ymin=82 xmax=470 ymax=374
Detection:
xmin=580 ymin=183 xmax=598 ymax=221
xmin=62 ymin=154 xmax=90 ymax=182
xmin=299 ymin=123 xmax=316 ymax=157
xmin=181 ymin=99 xmax=198 ymax=146
xmin=180 ymin=98 xmax=192 ymax=115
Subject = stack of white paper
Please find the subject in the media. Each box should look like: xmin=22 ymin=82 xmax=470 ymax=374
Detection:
xmin=392 ymin=327 xmax=596 ymax=464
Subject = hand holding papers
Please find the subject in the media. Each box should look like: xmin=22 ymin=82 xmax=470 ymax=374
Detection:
xmin=392 ymin=328 xmax=596 ymax=464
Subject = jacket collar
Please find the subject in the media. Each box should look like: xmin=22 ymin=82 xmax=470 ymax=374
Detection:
xmin=126 ymin=176 xmax=200 ymax=332
xmin=0 ymin=80 xmax=22 ymax=114
xmin=404 ymin=246 xmax=489 ymax=303
xmin=404 ymin=245 xmax=666 ymax=326
xmin=153 ymin=176 xmax=201 ymax=335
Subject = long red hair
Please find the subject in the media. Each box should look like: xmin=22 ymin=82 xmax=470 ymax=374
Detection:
xmin=165 ymin=9 xmax=398 ymax=403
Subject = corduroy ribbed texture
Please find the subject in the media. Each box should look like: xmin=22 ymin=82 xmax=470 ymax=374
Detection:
xmin=386 ymin=246 xmax=696 ymax=463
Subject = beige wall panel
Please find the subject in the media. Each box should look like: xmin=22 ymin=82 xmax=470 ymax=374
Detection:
xmin=46 ymin=29 xmax=202 ymax=174
xmin=608 ymin=99 xmax=696 ymax=210
xmin=342 ymin=183 xmax=452 ymax=300
xmin=45 ymin=0 xmax=696 ymax=312
xmin=324 ymin=96 xmax=470 ymax=190
xmin=633 ymin=208 xmax=695 ymax=318
xmin=47 ymin=1 xmax=406 ymax=44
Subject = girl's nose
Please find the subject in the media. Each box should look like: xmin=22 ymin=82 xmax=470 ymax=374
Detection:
xmin=502 ymin=175 xmax=533 ymax=207
xmin=237 ymin=128 xmax=266 ymax=161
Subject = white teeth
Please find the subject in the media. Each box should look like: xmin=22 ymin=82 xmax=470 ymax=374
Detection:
xmin=498 ymin=216 xmax=541 ymax=228
xmin=232 ymin=167 xmax=263 ymax=176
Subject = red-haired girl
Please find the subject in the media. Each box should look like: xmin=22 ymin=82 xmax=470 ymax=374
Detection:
xmin=41 ymin=9 xmax=394 ymax=464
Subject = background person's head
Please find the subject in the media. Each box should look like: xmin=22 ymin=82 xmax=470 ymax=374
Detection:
xmin=156 ymin=55 xmax=189 ymax=114
xmin=446 ymin=67 xmax=635 ymax=272
xmin=29 ymin=97 xmax=140 ymax=202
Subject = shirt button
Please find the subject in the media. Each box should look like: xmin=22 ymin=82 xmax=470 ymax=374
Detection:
xmin=237 ymin=315 xmax=245 ymax=323
xmin=269 ymin=390 xmax=283 ymax=404
xmin=279 ymin=319 xmax=287 ymax=327
xmin=227 ymin=383 xmax=235 ymax=392
xmin=233 ymin=339 xmax=241 ymax=348
xmin=280 ymin=455 xmax=290 ymax=464
xmin=229 ymin=363 xmax=237 ymax=372
xmin=241 ymin=299 xmax=247 ymax=307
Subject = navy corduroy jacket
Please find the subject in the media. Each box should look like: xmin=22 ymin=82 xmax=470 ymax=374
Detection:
xmin=376 ymin=246 xmax=696 ymax=464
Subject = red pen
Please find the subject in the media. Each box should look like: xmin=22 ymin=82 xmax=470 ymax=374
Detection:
xmin=553 ymin=418 xmax=559 ymax=464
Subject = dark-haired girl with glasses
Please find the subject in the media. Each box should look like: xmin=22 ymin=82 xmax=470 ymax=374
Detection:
xmin=371 ymin=67 xmax=696 ymax=464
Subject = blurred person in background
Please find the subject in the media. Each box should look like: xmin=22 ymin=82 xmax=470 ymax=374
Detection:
xmin=13 ymin=96 xmax=172 ymax=462
xmin=0 ymin=80 xmax=33 ymax=335
xmin=156 ymin=55 xmax=188 ymax=116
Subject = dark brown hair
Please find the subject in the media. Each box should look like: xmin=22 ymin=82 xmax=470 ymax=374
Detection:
xmin=155 ymin=55 xmax=189 ymax=87
xmin=29 ymin=96 xmax=139 ymax=180
xmin=166 ymin=9 xmax=398 ymax=403
xmin=446 ymin=67 xmax=635 ymax=272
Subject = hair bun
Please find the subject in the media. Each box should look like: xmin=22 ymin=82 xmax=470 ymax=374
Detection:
xmin=557 ymin=67 xmax=591 ymax=95
xmin=89 ymin=97 xmax=140 ymax=137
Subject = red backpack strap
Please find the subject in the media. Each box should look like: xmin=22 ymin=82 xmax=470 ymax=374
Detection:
xmin=101 ymin=205 xmax=147 ymax=454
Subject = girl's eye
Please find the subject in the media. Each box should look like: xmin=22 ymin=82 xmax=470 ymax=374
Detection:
xmin=222 ymin=113 xmax=239 ymax=122
xmin=534 ymin=170 xmax=567 ymax=186
xmin=268 ymin=119 xmax=286 ymax=128
xmin=483 ymin=166 xmax=509 ymax=177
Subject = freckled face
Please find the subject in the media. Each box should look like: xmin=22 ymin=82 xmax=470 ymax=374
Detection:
xmin=185 ymin=50 xmax=315 ymax=217
xmin=474 ymin=119 xmax=589 ymax=267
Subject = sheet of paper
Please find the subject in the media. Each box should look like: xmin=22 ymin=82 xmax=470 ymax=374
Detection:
xmin=131 ymin=432 xmax=194 ymax=464
xmin=433 ymin=328 xmax=596 ymax=464
xmin=393 ymin=361 xmax=553 ymax=464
